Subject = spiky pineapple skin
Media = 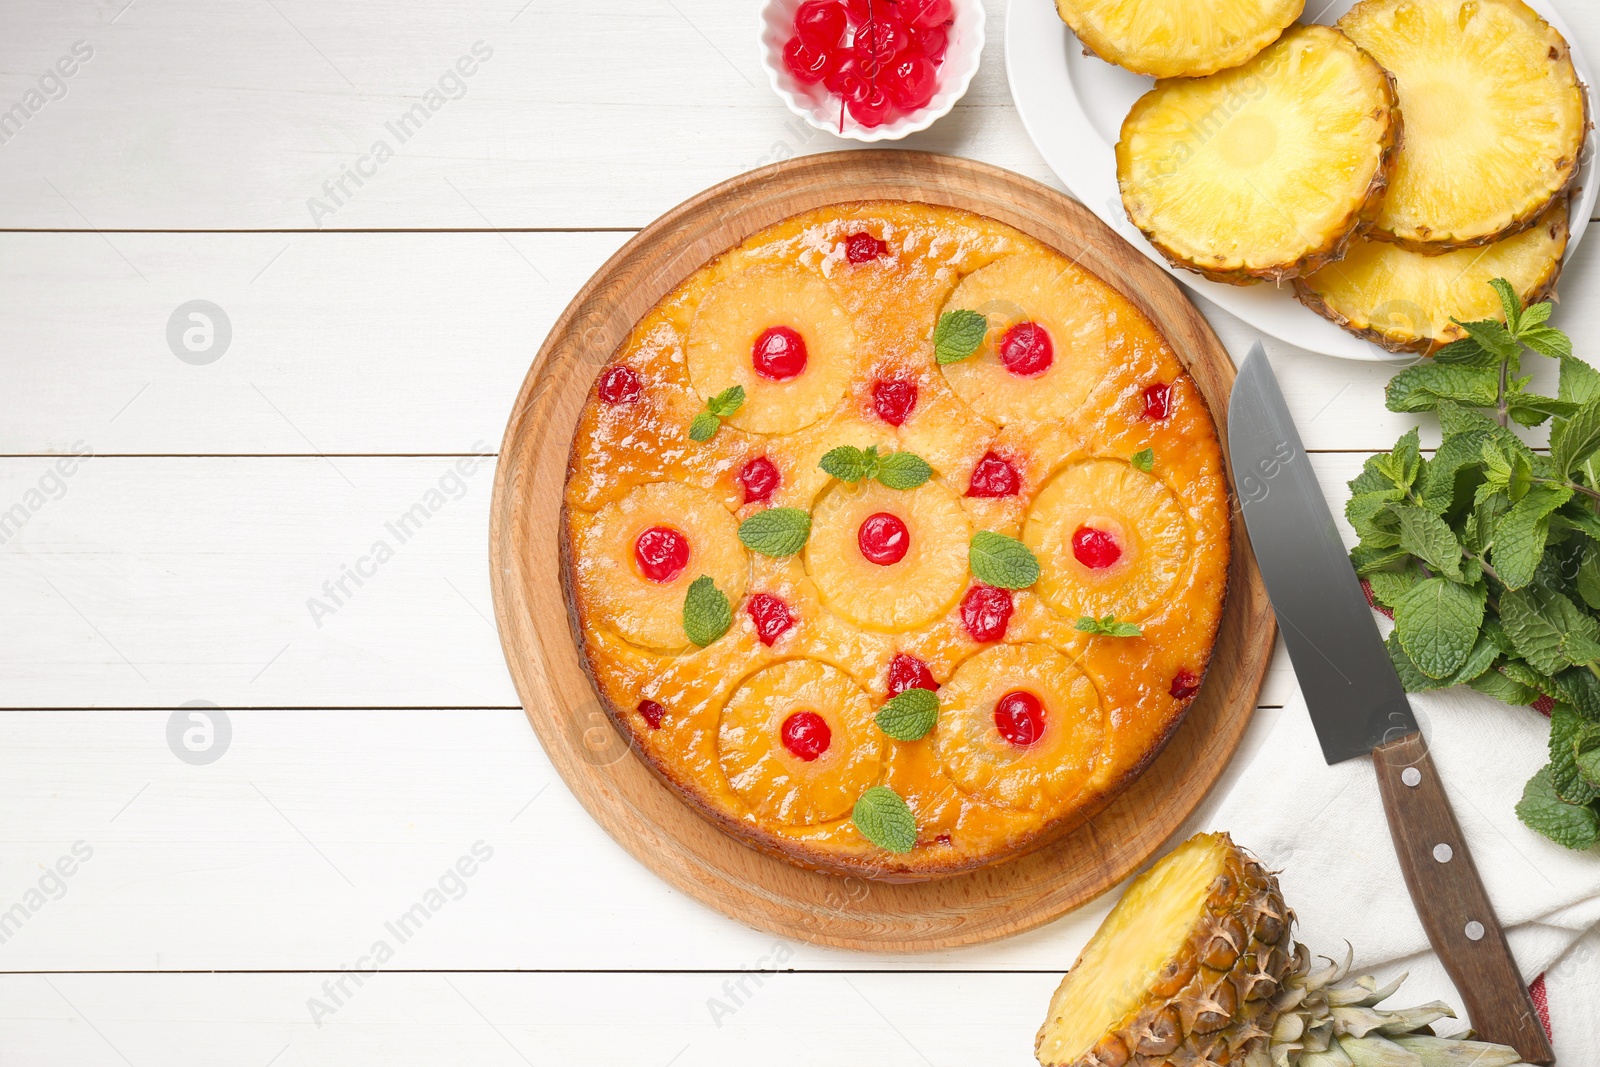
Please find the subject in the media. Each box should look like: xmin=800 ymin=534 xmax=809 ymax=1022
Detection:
xmin=1036 ymin=833 xmax=1295 ymax=1067
xmin=1116 ymin=25 xmax=1401 ymax=286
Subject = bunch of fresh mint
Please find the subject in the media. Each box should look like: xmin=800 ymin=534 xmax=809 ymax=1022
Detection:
xmin=1348 ymin=279 xmax=1600 ymax=850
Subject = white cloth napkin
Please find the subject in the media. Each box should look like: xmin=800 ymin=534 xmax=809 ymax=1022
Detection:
xmin=1177 ymin=625 xmax=1600 ymax=1059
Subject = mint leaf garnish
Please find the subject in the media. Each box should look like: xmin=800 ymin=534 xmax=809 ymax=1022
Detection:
xmin=933 ymin=309 xmax=987 ymax=365
xmin=968 ymin=531 xmax=1039 ymax=589
xmin=819 ymin=444 xmax=876 ymax=483
xmin=819 ymin=445 xmax=933 ymax=490
xmin=875 ymin=688 xmax=938 ymax=741
xmin=688 ymin=412 xmax=720 ymax=442
xmin=875 ymin=451 xmax=932 ymax=490
xmin=1075 ymin=614 xmax=1142 ymax=638
xmin=682 ymin=575 xmax=731 ymax=647
xmin=852 ymin=785 xmax=916 ymax=853
xmin=688 ymin=385 xmax=745 ymax=442
xmin=737 ymin=507 xmax=811 ymax=558
xmin=1130 ymin=447 xmax=1154 ymax=473
xmin=1516 ymin=767 xmax=1600 ymax=850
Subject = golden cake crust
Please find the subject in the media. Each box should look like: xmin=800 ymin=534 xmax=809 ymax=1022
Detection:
xmin=561 ymin=201 xmax=1231 ymax=880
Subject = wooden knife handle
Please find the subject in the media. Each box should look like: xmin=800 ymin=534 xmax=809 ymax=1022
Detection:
xmin=1372 ymin=732 xmax=1555 ymax=1064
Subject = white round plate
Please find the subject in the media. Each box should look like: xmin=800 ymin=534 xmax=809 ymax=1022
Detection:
xmin=1005 ymin=0 xmax=1598 ymax=361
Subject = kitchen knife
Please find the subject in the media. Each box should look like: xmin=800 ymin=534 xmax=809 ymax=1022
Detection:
xmin=1228 ymin=342 xmax=1555 ymax=1064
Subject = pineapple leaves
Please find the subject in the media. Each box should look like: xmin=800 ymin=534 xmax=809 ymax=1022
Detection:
xmin=852 ymin=785 xmax=916 ymax=853
xmin=819 ymin=445 xmax=931 ymax=490
xmin=933 ymin=309 xmax=988 ymax=365
xmin=1349 ymin=278 xmax=1600 ymax=849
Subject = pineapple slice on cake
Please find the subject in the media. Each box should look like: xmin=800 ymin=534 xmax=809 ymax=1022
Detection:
xmin=570 ymin=481 xmax=749 ymax=651
xmin=1116 ymin=25 xmax=1399 ymax=285
xmin=685 ymin=265 xmax=856 ymax=435
xmin=933 ymin=643 xmax=1105 ymax=813
xmin=1054 ymin=0 xmax=1304 ymax=78
xmin=718 ymin=659 xmax=884 ymax=825
xmin=1025 ymin=460 xmax=1190 ymax=624
xmin=1295 ymin=195 xmax=1569 ymax=353
xmin=1340 ymin=0 xmax=1586 ymax=253
xmin=1037 ymin=832 xmax=1538 ymax=1067
xmin=805 ymin=478 xmax=972 ymax=632
xmin=937 ymin=252 xmax=1113 ymax=428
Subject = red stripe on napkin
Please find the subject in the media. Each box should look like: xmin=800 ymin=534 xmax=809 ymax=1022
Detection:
xmin=1529 ymin=973 xmax=1553 ymax=1041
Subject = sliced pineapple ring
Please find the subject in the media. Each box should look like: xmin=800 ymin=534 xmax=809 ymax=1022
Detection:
xmin=571 ymin=481 xmax=749 ymax=651
xmin=1055 ymin=0 xmax=1305 ymax=78
xmin=1117 ymin=25 xmax=1399 ymax=284
xmin=718 ymin=659 xmax=883 ymax=825
xmin=937 ymin=252 xmax=1112 ymax=427
xmin=805 ymin=478 xmax=972 ymax=632
xmin=1036 ymin=832 xmax=1293 ymax=1067
xmin=933 ymin=643 xmax=1104 ymax=813
xmin=1340 ymin=0 xmax=1587 ymax=251
xmin=1295 ymin=195 xmax=1569 ymax=353
xmin=686 ymin=265 xmax=856 ymax=435
xmin=1026 ymin=459 xmax=1190 ymax=623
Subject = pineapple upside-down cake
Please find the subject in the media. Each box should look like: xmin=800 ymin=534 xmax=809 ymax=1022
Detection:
xmin=562 ymin=202 xmax=1231 ymax=879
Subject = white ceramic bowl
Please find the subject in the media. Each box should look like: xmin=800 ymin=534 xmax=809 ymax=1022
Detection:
xmin=758 ymin=0 xmax=985 ymax=142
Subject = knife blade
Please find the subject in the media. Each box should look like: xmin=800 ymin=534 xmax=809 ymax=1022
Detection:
xmin=1228 ymin=342 xmax=1418 ymax=762
xmin=1228 ymin=342 xmax=1555 ymax=1064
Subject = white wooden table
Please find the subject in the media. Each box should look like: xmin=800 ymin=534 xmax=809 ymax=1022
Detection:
xmin=1 ymin=1 xmax=1596 ymax=1062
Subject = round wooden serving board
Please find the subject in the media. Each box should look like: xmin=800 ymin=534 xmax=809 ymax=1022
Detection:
xmin=489 ymin=151 xmax=1275 ymax=952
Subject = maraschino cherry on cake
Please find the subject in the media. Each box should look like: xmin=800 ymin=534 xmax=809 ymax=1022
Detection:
xmin=562 ymin=201 xmax=1230 ymax=879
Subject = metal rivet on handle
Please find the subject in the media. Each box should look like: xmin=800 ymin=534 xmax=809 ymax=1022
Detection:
xmin=1433 ymin=843 xmax=1453 ymax=863
xmin=1401 ymin=767 xmax=1422 ymax=787
xmin=1465 ymin=921 xmax=1485 ymax=941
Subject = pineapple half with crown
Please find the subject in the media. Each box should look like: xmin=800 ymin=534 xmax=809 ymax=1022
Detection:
xmin=1037 ymin=832 xmax=1540 ymax=1067
xmin=1116 ymin=25 xmax=1399 ymax=285
xmin=1053 ymin=0 xmax=1305 ymax=79
xmin=686 ymin=264 xmax=856 ymax=435
xmin=1338 ymin=0 xmax=1587 ymax=254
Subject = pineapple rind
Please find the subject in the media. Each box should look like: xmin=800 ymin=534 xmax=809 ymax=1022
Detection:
xmin=1338 ymin=0 xmax=1588 ymax=253
xmin=1055 ymin=0 xmax=1305 ymax=79
xmin=1036 ymin=832 xmax=1294 ymax=1067
xmin=1293 ymin=194 xmax=1569 ymax=354
xmin=1038 ymin=833 xmax=1540 ymax=1067
xmin=1116 ymin=26 xmax=1401 ymax=285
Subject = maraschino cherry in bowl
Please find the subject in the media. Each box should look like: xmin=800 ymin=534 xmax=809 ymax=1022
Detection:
xmin=759 ymin=0 xmax=985 ymax=142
